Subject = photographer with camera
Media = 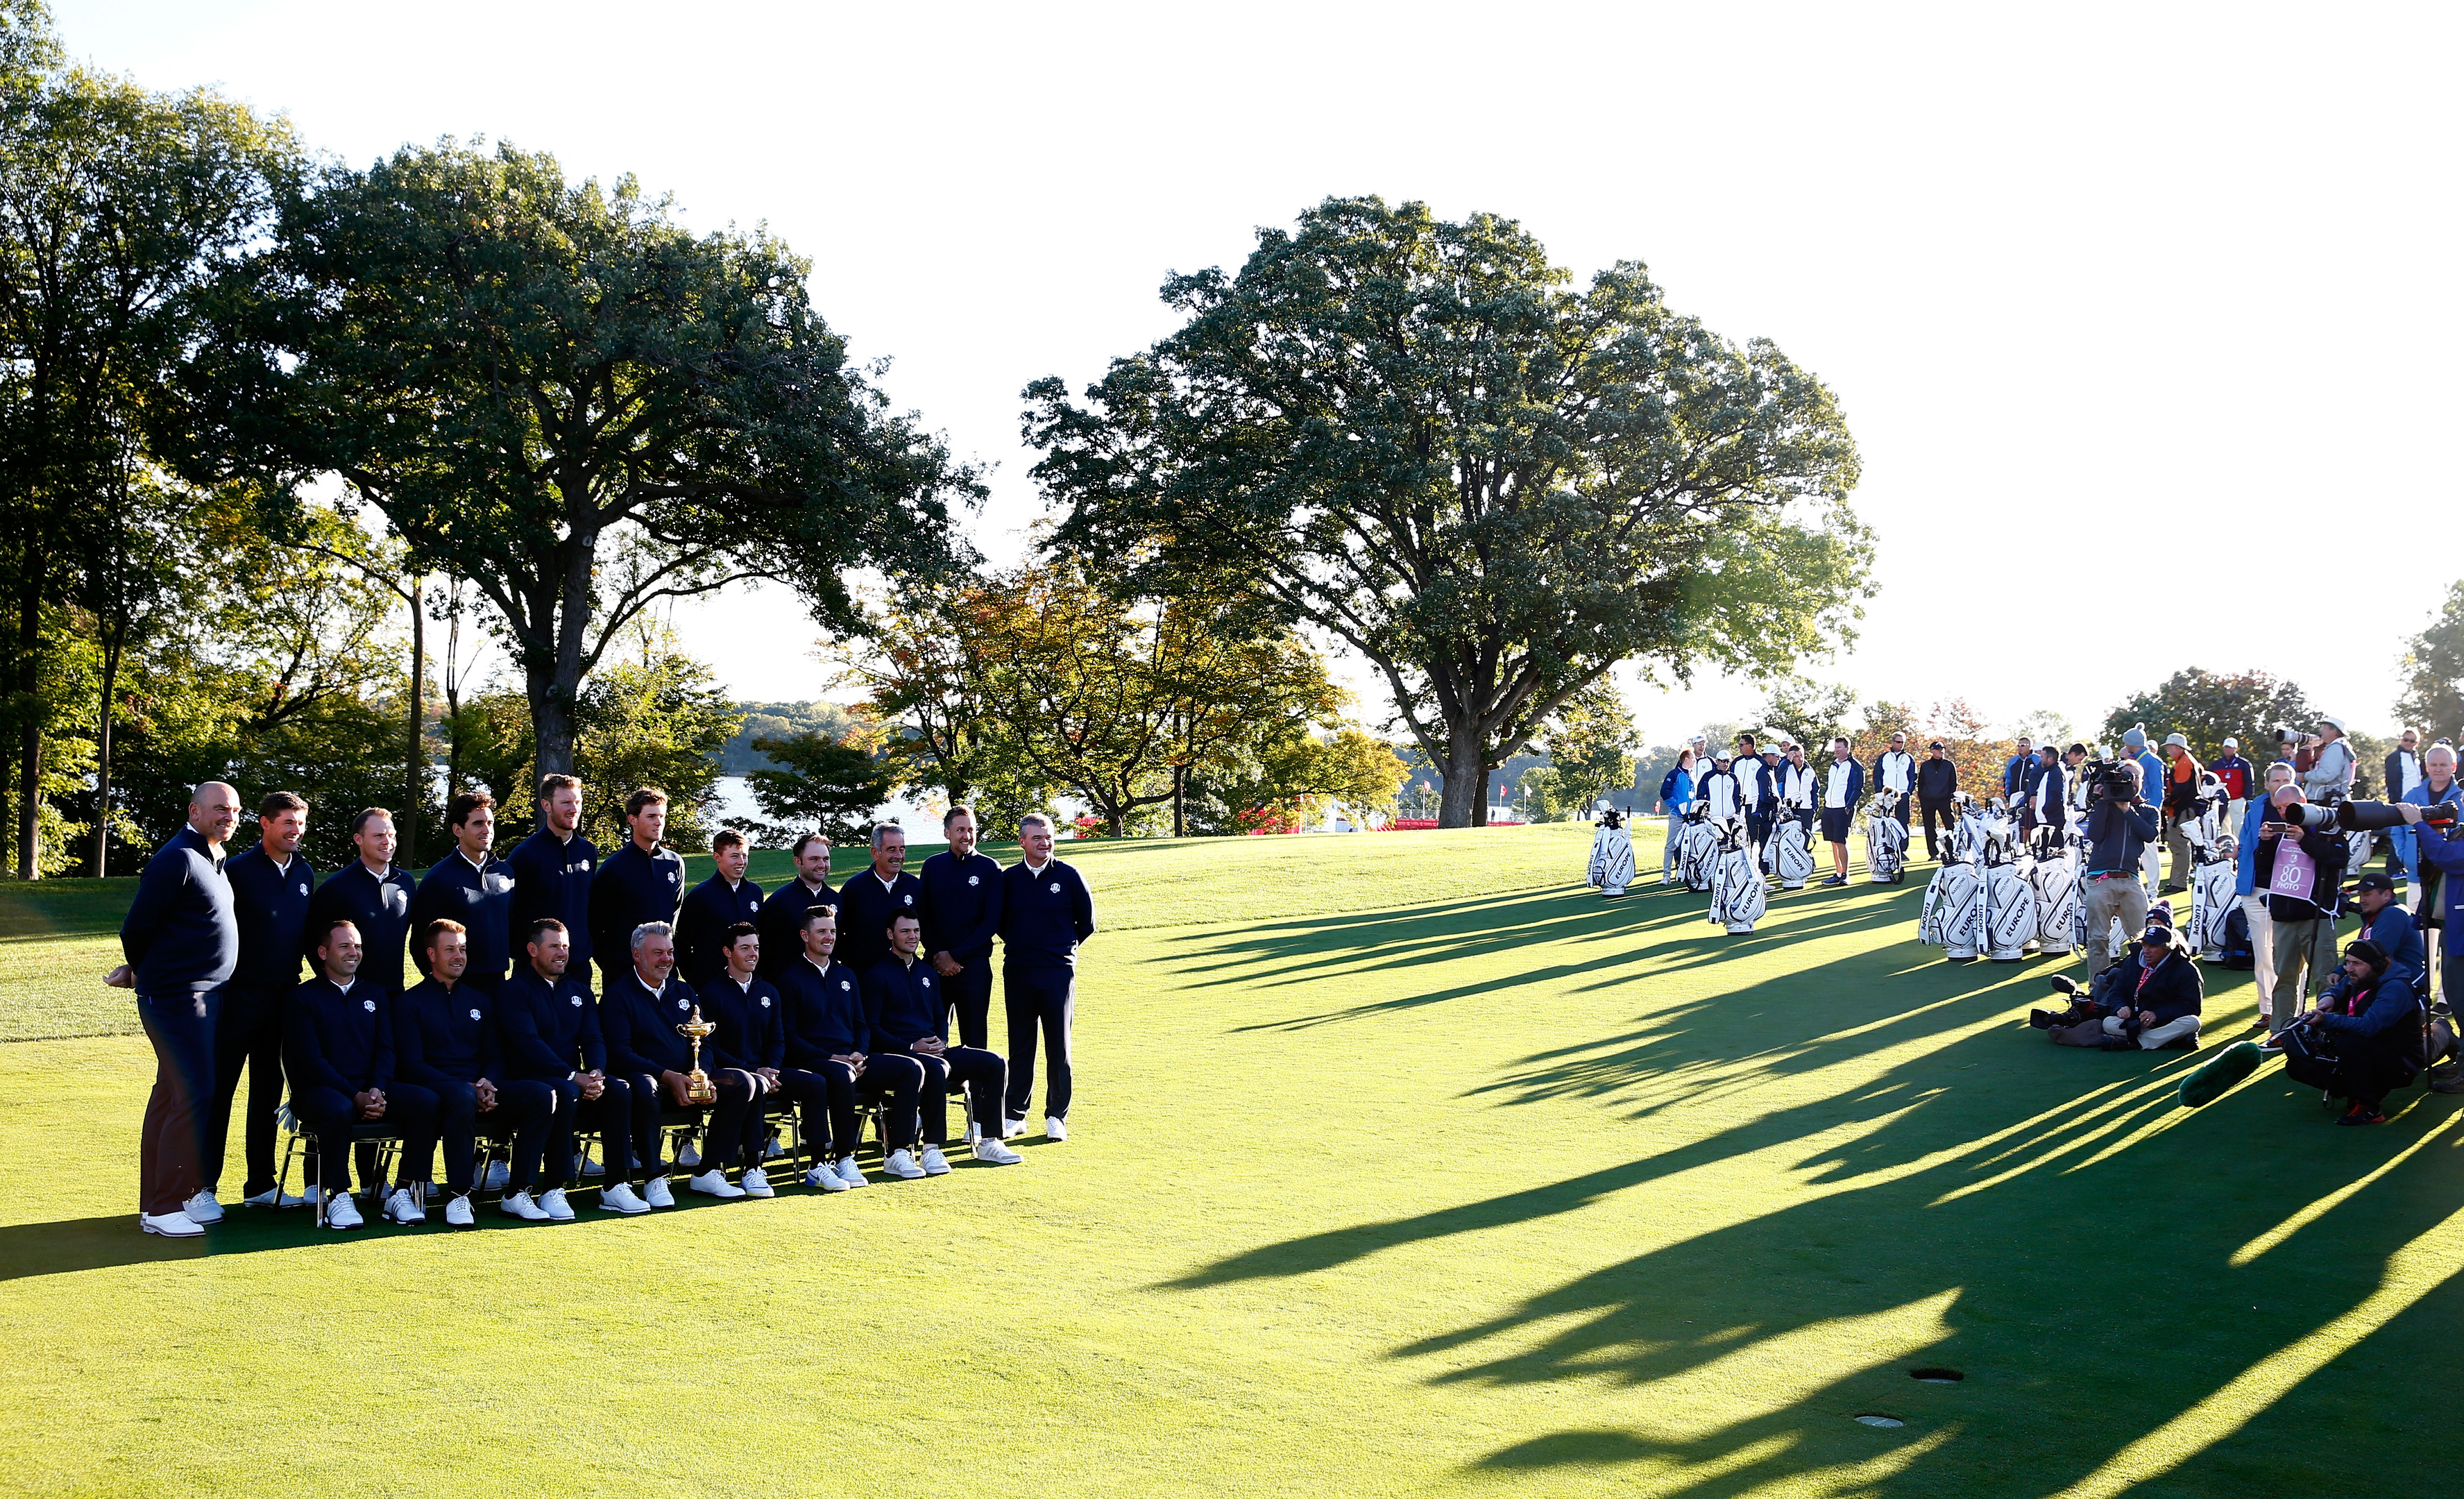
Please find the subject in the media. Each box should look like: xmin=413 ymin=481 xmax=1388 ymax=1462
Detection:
xmin=2234 ymin=761 xmax=2299 ymax=1019
xmin=2035 ymin=924 xmax=2202 ymax=1049
xmin=2254 ymin=784 xmax=2349 ymax=1033
xmin=2300 ymin=715 xmax=2356 ymax=803
xmin=2270 ymin=938 xmax=2424 ymax=1126
xmin=2077 ymin=759 xmax=2163 ymax=970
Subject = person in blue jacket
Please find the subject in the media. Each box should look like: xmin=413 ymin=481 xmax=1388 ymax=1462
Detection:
xmin=676 ymin=829 xmax=765 ymax=987
xmin=835 ymin=822 xmax=926 ymax=979
xmin=697 ymin=922 xmax=788 ymax=1189
xmin=1819 ymin=738 xmax=1864 ymax=886
xmin=284 ymin=917 xmax=439 ymax=1229
xmin=211 ymin=789 xmax=315 ymax=1213
xmin=1656 ymin=748 xmax=1698 ymax=886
xmin=507 ymin=773 xmax=600 ymax=983
xmin=409 ymin=792 xmax=516 ymax=996
xmin=2396 ymin=784 xmax=2464 ymax=1015
xmin=498 ymin=917 xmax=647 ymax=1221
xmin=112 ymin=781 xmax=243 ymax=1238
xmin=2277 ymin=939 xmax=2425 ymax=1125
xmin=776 ymin=906 xmax=913 ymax=1189
xmin=394 ymin=917 xmax=554 ymax=1227
xmin=2348 ymin=874 xmax=2426 ymax=992
xmin=587 ymin=788 xmax=685 ymax=990
xmin=2120 ymin=726 xmax=2167 ymax=892
xmin=921 ymin=806 xmax=1005 ymax=1049
xmin=756 ymin=833 xmax=837 ymax=982
xmin=864 ymin=911 xmax=1021 ymax=1174
xmin=999 ymin=812 xmax=1096 ymax=1139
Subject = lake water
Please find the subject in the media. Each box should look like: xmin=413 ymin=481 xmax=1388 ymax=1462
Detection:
xmin=706 ymin=776 xmax=953 ymax=847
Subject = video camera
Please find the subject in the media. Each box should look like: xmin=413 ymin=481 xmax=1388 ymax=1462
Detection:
xmin=2082 ymin=758 xmax=2141 ymax=804
xmin=2272 ymin=795 xmax=2460 ymax=834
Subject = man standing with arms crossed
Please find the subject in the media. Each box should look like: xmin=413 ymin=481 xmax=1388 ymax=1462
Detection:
xmin=921 ymin=806 xmax=1005 ymax=1050
xmin=111 ymin=781 xmax=242 ymax=1237
xmin=509 ymin=774 xmax=599 ymax=985
xmin=999 ymin=812 xmax=1096 ymax=1141
xmin=209 ymin=790 xmax=314 ymax=1212
xmin=1872 ymin=731 xmax=1916 ymax=840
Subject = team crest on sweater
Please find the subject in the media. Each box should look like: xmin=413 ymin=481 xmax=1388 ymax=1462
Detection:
xmin=468 ymin=1008 xmax=482 ymax=1021
xmin=362 ymin=999 xmax=376 ymax=1012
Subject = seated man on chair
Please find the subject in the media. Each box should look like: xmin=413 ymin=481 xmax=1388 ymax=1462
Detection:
xmin=694 ymin=921 xmax=785 ymax=1198
xmin=776 ymin=908 xmax=906 ymax=1189
xmin=2037 ymin=924 xmax=2204 ymax=1051
xmin=283 ymin=918 xmax=440 ymax=1229
xmin=863 ymin=913 xmax=1023 ymax=1173
xmin=2275 ymin=938 xmax=2427 ymax=1126
xmin=601 ymin=921 xmax=761 ymax=1201
xmin=394 ymin=917 xmax=554 ymax=1227
xmin=498 ymin=917 xmax=656 ymax=1219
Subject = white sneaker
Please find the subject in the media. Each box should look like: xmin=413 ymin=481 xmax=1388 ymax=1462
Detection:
xmin=740 ymin=1167 xmax=775 ymax=1199
xmin=675 ymin=1142 xmax=702 ymax=1169
xmin=919 ymin=1144 xmax=952 ymax=1176
xmin=182 ymin=1189 xmax=225 ymax=1224
xmin=500 ymin=1190 xmax=550 ymax=1221
xmin=577 ymin=1149 xmax=602 ymax=1177
xmin=972 ymin=1138 xmax=1024 ymax=1165
xmin=882 ymin=1149 xmax=927 ymax=1180
xmin=324 ymin=1192 xmax=365 ymax=1230
xmin=641 ymin=1176 xmax=677 ymax=1208
xmin=382 ymin=1187 xmax=426 ymax=1226
xmin=540 ymin=1187 xmax=577 ymax=1221
xmin=965 ymin=1119 xmax=981 ymax=1144
xmin=1045 ymin=1116 xmax=1068 ymax=1142
xmin=1001 ymin=1116 xmax=1028 ymax=1140
xmin=239 ymin=1185 xmax=306 ymax=1208
xmin=445 ymin=1194 xmax=475 ymax=1228
xmin=139 ymin=1210 xmax=204 ymax=1238
xmin=833 ymin=1156 xmax=867 ymax=1189
xmin=597 ymin=1182 xmax=648 ymax=1216
xmin=805 ymin=1163 xmax=851 ymax=1192
xmin=482 ymin=1160 xmax=511 ymax=1191
xmin=688 ymin=1169 xmax=746 ymax=1199
xmin=762 ymin=1135 xmax=786 ymax=1160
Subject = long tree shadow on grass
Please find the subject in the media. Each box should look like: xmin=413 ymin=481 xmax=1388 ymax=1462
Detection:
xmin=1163 ymin=880 xmax=2460 ymax=1494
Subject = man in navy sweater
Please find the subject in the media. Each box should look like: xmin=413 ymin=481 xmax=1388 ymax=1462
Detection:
xmin=921 ymin=805 xmax=1005 ymax=1049
xmin=602 ymin=921 xmax=749 ymax=1202
xmin=677 ymin=829 xmax=765 ymax=986
xmin=697 ymin=922 xmax=789 ymax=1192
xmin=588 ymin=787 xmax=685 ymax=990
xmin=112 ymin=781 xmax=243 ymax=1237
xmin=756 ymin=833 xmax=837 ymax=981
xmin=864 ymin=912 xmax=1022 ymax=1174
xmin=210 ymin=789 xmax=314 ymax=1213
xmin=508 ymin=773 xmax=600 ymax=983
xmin=307 ymin=808 xmax=418 ymax=997
xmin=777 ymin=908 xmax=906 ymax=1189
xmin=999 ymin=812 xmax=1097 ymax=1141
xmin=498 ymin=917 xmax=649 ymax=1219
xmin=395 ymin=917 xmax=554 ymax=1227
xmin=409 ymin=792 xmax=516 ymax=996
xmin=284 ymin=917 xmax=439 ymax=1230
xmin=836 ymin=822 xmax=924 ymax=979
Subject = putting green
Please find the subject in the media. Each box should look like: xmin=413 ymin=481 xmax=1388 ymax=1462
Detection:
xmin=2 ymin=825 xmax=2456 ymax=1496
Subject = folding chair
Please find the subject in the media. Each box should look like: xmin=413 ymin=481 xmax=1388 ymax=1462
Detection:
xmin=274 ymin=1104 xmax=405 ymax=1225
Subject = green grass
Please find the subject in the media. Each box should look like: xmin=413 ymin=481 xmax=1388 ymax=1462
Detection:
xmin=3 ymin=824 xmax=2459 ymax=1496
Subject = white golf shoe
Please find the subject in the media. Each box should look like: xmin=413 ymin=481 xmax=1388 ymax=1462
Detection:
xmin=971 ymin=1138 xmax=1024 ymax=1166
xmin=919 ymin=1145 xmax=952 ymax=1176
xmin=482 ymin=1160 xmax=511 ymax=1191
xmin=181 ymin=1189 xmax=224 ymax=1224
xmin=596 ymin=1183 xmax=648 ymax=1216
xmin=882 ymin=1149 xmax=926 ymax=1180
xmin=323 ymin=1192 xmax=364 ymax=1230
xmin=539 ymin=1187 xmax=577 ymax=1221
xmin=805 ymin=1163 xmax=851 ymax=1192
xmin=1045 ymin=1116 xmax=1068 ymax=1142
xmin=381 ymin=1187 xmax=426 ymax=1226
xmin=675 ymin=1142 xmax=702 ymax=1169
xmin=833 ymin=1156 xmax=868 ymax=1188
xmin=641 ymin=1176 xmax=677 ymax=1208
xmin=239 ymin=1185 xmax=306 ymax=1208
xmin=1001 ymin=1115 xmax=1027 ymax=1140
xmin=139 ymin=1210 xmax=204 ymax=1238
xmin=739 ymin=1167 xmax=775 ymax=1199
xmin=444 ymin=1194 xmax=476 ymax=1228
xmin=688 ymin=1169 xmax=746 ymax=1199
xmin=500 ymin=1190 xmax=550 ymax=1221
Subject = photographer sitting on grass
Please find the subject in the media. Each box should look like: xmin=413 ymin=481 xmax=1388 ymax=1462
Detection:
xmin=2035 ymin=924 xmax=2204 ymax=1050
xmin=2268 ymin=938 xmax=2424 ymax=1126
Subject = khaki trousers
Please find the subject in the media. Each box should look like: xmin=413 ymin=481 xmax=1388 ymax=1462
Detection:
xmin=2082 ymin=876 xmax=2149 ymax=972
xmin=2270 ymin=915 xmax=2341 ymax=1031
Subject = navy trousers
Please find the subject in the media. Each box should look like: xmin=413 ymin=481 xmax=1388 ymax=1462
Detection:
xmin=697 ymin=1067 xmax=771 ymax=1171
xmin=473 ymin=1077 xmax=560 ymax=1192
xmin=893 ymin=1046 xmax=1005 ymax=1145
xmin=942 ymin=959 xmax=995 ymax=1050
xmin=206 ymin=984 xmax=284 ymax=1197
xmin=780 ymin=1061 xmax=862 ymax=1160
xmin=293 ymin=1081 xmax=440 ymax=1195
xmin=413 ymin=1078 xmax=555 ymax=1194
xmin=1003 ymin=967 xmax=1075 ymax=1122
xmin=137 ymin=988 xmax=221 ymax=1215
xmin=855 ymin=1053 xmax=927 ymax=1149
xmin=538 ymin=1074 xmax=654 ymax=1187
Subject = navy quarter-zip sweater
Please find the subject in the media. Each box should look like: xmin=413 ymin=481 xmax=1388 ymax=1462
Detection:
xmin=393 ymin=975 xmax=504 ymax=1085
xmin=677 ymin=873 xmax=765 ymax=987
xmin=307 ymin=861 xmax=418 ymax=994
xmin=756 ymin=877 xmax=838 ymax=980
xmin=284 ymin=974 xmax=397 ymax=1094
xmin=863 ymin=953 xmax=946 ymax=1053
xmin=835 ymin=869 xmax=926 ymax=978
xmin=224 ymin=842 xmax=314 ymax=992
xmin=920 ymin=850 xmax=1004 ymax=963
xmin=120 ymin=826 xmax=237 ymax=996
xmin=508 ymin=827 xmax=600 ymax=971
xmin=601 ymin=969 xmax=707 ymax=1076
xmin=409 ymin=851 xmax=516 ymax=990
xmin=498 ymin=965 xmax=606 ymax=1080
xmin=588 ymin=840 xmax=685 ymax=974
xmin=779 ymin=955 xmax=868 ymax=1064
xmin=999 ymin=858 xmax=1096 ymax=971
xmin=699 ymin=971 xmax=784 ymax=1070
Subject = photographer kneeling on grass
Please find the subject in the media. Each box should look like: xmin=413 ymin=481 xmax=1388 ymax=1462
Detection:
xmin=2034 ymin=924 xmax=2204 ymax=1050
xmin=2078 ymin=760 xmax=2164 ymax=971
xmin=2267 ymin=938 xmax=2424 ymax=1126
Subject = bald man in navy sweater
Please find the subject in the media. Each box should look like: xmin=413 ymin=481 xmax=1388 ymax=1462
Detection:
xmin=999 ymin=813 xmax=1096 ymax=1142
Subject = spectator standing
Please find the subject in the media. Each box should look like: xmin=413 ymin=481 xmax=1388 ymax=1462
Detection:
xmin=2021 ymin=743 xmax=2066 ymax=838
xmin=1819 ymin=737 xmax=1864 ymax=886
xmin=2120 ymin=727 xmax=2166 ymax=895
xmin=2235 ymin=761 xmax=2299 ymax=1020
xmin=1656 ymin=748 xmax=1697 ymax=886
xmin=1872 ymin=732 xmax=1915 ymax=833
xmin=2381 ymin=728 xmax=2424 ymax=880
xmin=2001 ymin=737 xmax=2035 ymax=801
xmin=2253 ymin=784 xmax=2350 ymax=1032
xmin=2210 ymin=738 xmax=2255 ymax=833
xmin=2302 ymin=715 xmax=2356 ymax=802
xmin=2159 ymin=733 xmax=2204 ymax=895
xmin=2078 ymin=772 xmax=2161 ymax=971
xmin=2400 ymin=744 xmax=2459 ymax=989
xmin=1914 ymin=740 xmax=1958 ymax=861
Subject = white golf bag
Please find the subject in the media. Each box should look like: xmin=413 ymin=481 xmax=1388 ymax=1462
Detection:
xmin=1865 ymin=788 xmax=1909 ymax=884
xmin=2177 ymin=772 xmax=2237 ymax=958
xmin=1708 ymin=818 xmax=1767 ymax=934
xmin=2025 ymin=827 xmax=2077 ymax=956
xmin=1675 ymin=805 xmax=1721 ymax=892
xmin=1770 ymin=810 xmax=1815 ymax=890
xmin=1920 ymin=795 xmax=1987 ymax=960
xmin=1587 ymin=804 xmax=1635 ymax=899
xmin=1978 ymin=803 xmax=2037 ymax=962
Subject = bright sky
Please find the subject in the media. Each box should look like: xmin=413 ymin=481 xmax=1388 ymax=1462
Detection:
xmin=64 ymin=1 xmax=2464 ymax=747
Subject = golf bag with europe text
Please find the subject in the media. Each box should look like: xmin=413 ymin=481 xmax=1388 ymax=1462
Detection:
xmin=1866 ymin=788 xmax=1909 ymax=884
xmin=2025 ymin=825 xmax=2078 ymax=956
xmin=1708 ymin=815 xmax=1767 ymax=934
xmin=1919 ymin=795 xmax=1987 ymax=962
xmin=1979 ymin=799 xmax=2039 ymax=962
xmin=1674 ymin=803 xmax=1720 ymax=892
xmin=1587 ymin=803 xmax=1635 ymax=899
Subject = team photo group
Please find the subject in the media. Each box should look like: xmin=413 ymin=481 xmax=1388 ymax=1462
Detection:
xmin=113 ymin=775 xmax=1096 ymax=1238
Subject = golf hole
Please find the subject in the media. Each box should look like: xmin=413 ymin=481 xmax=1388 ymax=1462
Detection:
xmin=1909 ymin=1367 xmax=1964 ymax=1384
xmin=1853 ymin=1414 xmax=1905 ymax=1428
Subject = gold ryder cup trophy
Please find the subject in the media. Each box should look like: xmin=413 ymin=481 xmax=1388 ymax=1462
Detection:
xmin=674 ymin=1004 xmax=718 ymax=1105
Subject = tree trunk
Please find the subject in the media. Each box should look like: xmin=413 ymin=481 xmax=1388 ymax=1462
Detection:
xmin=1438 ymin=731 xmax=1486 ymax=829
xmin=90 ymin=629 xmax=120 ymax=877
xmin=1172 ymin=763 xmax=1186 ymax=838
xmin=15 ymin=572 xmax=42 ymax=880
xmin=402 ymin=575 xmax=424 ymax=865
xmin=530 ymin=661 xmax=579 ymax=779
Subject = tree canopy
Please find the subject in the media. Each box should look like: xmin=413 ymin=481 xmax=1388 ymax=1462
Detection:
xmin=2395 ymin=581 xmax=2464 ymax=743
xmin=1025 ymin=196 xmax=1869 ymax=826
xmin=2100 ymin=668 xmax=2313 ymax=761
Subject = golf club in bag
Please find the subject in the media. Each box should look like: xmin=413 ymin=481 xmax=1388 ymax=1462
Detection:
xmin=1978 ymin=799 xmax=2039 ymax=962
xmin=2025 ymin=824 xmax=2078 ymax=956
xmin=1920 ymin=794 xmax=1987 ymax=962
xmin=1769 ymin=804 xmax=1816 ymax=890
xmin=1865 ymin=787 xmax=1910 ymax=884
xmin=1674 ymin=802 xmax=1721 ymax=892
xmin=2180 ymin=772 xmax=2238 ymax=960
xmin=1708 ymin=815 xmax=1767 ymax=934
xmin=1587 ymin=802 xmax=1635 ymax=899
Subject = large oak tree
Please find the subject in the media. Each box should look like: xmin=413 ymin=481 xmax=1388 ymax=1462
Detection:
xmin=1025 ymin=196 xmax=1871 ymax=827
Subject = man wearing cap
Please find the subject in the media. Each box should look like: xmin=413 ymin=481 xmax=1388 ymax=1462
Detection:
xmin=2254 ymin=784 xmax=2349 ymax=1031
xmin=1914 ymin=740 xmax=1958 ymax=861
xmin=2349 ymin=874 xmax=2426 ymax=992
xmin=2273 ymin=939 xmax=2424 ymax=1126
xmin=2302 ymin=716 xmax=2356 ymax=803
xmin=2158 ymin=734 xmax=2204 ymax=895
xmin=2118 ymin=727 xmax=2166 ymax=894
xmin=2398 ymin=744 xmax=2460 ymax=997
xmin=2042 ymin=924 xmax=2203 ymax=1049
xmin=1819 ymin=737 xmax=1862 ymax=886
xmin=2235 ymin=761 xmax=2299 ymax=1019
xmin=2211 ymin=738 xmax=2255 ymax=833
xmin=1871 ymin=732 xmax=1915 ymax=835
